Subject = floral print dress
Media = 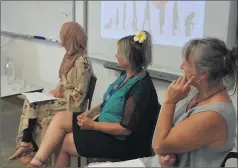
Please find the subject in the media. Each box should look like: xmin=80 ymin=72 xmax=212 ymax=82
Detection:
xmin=16 ymin=55 xmax=93 ymax=146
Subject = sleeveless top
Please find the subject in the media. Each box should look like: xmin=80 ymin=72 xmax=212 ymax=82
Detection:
xmin=140 ymin=88 xmax=236 ymax=167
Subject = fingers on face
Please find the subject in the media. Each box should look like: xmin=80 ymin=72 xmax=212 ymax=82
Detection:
xmin=176 ymin=76 xmax=183 ymax=84
xmin=171 ymin=80 xmax=176 ymax=85
xmin=181 ymin=75 xmax=187 ymax=85
xmin=184 ymin=75 xmax=195 ymax=90
xmin=172 ymin=76 xmax=185 ymax=85
xmin=188 ymin=75 xmax=195 ymax=83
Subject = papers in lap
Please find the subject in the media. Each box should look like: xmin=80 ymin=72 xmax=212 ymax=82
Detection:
xmin=22 ymin=92 xmax=59 ymax=103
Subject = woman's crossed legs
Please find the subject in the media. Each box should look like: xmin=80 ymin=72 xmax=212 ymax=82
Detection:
xmin=28 ymin=112 xmax=79 ymax=168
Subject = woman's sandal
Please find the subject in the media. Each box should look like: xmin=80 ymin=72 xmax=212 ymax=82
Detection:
xmin=26 ymin=163 xmax=40 ymax=168
xmin=26 ymin=156 xmax=46 ymax=168
xmin=26 ymin=163 xmax=44 ymax=168
xmin=20 ymin=151 xmax=36 ymax=165
xmin=8 ymin=143 xmax=35 ymax=163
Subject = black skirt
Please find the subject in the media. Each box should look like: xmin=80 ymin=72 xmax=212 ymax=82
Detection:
xmin=72 ymin=112 xmax=135 ymax=159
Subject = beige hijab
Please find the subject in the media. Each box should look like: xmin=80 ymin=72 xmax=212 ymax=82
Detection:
xmin=59 ymin=22 xmax=87 ymax=78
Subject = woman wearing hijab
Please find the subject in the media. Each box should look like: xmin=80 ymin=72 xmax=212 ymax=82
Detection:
xmin=8 ymin=22 xmax=93 ymax=165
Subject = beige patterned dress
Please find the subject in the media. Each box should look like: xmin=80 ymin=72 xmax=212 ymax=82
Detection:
xmin=16 ymin=55 xmax=93 ymax=146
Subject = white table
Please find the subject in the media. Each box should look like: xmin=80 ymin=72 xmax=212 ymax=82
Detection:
xmin=1 ymin=76 xmax=43 ymax=98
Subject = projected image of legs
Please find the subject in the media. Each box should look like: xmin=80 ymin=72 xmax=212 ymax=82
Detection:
xmin=101 ymin=1 xmax=205 ymax=47
xmin=185 ymin=12 xmax=195 ymax=37
xmin=172 ymin=2 xmax=179 ymax=35
xmin=123 ymin=2 xmax=126 ymax=30
xmin=142 ymin=1 xmax=151 ymax=33
xmin=132 ymin=1 xmax=138 ymax=32
xmin=152 ymin=1 xmax=167 ymax=34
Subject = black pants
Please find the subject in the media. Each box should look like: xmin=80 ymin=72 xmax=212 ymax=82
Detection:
xmin=22 ymin=119 xmax=38 ymax=151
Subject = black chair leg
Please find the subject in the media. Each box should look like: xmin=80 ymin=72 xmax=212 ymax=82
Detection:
xmin=78 ymin=157 xmax=81 ymax=167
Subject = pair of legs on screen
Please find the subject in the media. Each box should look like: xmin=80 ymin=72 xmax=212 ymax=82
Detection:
xmin=26 ymin=112 xmax=79 ymax=167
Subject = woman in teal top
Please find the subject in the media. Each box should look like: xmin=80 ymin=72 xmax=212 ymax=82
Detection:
xmin=99 ymin=71 xmax=146 ymax=124
xmin=26 ymin=31 xmax=161 ymax=168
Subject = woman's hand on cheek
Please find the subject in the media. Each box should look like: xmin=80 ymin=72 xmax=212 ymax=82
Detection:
xmin=164 ymin=75 xmax=195 ymax=104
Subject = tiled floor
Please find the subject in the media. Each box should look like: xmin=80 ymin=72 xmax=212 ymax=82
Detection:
xmin=1 ymin=98 xmax=85 ymax=168
xmin=1 ymin=99 xmax=23 ymax=168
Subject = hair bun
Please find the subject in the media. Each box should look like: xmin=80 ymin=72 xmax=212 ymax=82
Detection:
xmin=222 ymin=47 xmax=238 ymax=76
xmin=228 ymin=47 xmax=238 ymax=66
xmin=231 ymin=47 xmax=238 ymax=61
xmin=130 ymin=36 xmax=143 ymax=50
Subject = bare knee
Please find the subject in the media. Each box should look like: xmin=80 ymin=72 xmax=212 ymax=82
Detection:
xmin=53 ymin=112 xmax=73 ymax=132
xmin=53 ymin=112 xmax=72 ymax=122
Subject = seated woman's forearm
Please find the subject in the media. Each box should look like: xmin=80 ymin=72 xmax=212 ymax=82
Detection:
xmin=93 ymin=122 xmax=131 ymax=135
xmin=153 ymin=102 xmax=176 ymax=155
xmin=87 ymin=104 xmax=101 ymax=119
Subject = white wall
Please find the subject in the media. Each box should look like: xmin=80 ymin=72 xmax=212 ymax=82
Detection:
xmin=1 ymin=34 xmax=237 ymax=166
xmin=1 ymin=34 xmax=237 ymax=107
xmin=1 ymin=35 xmax=172 ymax=105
